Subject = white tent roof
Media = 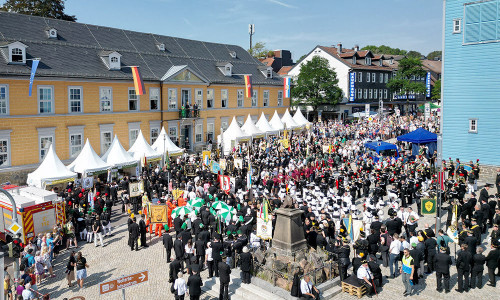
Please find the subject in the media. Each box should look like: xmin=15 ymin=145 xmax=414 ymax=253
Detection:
xmin=293 ymin=109 xmax=310 ymax=126
xmin=128 ymin=130 xmax=162 ymax=160
xmin=255 ymin=112 xmax=279 ymax=135
xmin=68 ymin=139 xmax=111 ymax=175
xmin=269 ymin=110 xmax=285 ymax=131
xmin=241 ymin=114 xmax=265 ymax=138
xmin=219 ymin=117 xmax=251 ymax=154
xmin=152 ymin=127 xmax=184 ymax=156
xmin=27 ymin=144 xmax=77 ymax=188
xmin=101 ymin=135 xmax=138 ymax=168
xmin=280 ymin=108 xmax=300 ymax=129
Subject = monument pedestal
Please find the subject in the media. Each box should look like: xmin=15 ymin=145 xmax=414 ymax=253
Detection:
xmin=271 ymin=208 xmax=307 ymax=256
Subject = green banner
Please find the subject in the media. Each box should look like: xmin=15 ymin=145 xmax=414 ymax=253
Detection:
xmin=421 ymin=198 xmax=437 ymax=215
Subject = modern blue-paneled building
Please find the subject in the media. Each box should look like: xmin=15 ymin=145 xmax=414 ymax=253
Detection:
xmin=443 ymin=0 xmax=500 ymax=167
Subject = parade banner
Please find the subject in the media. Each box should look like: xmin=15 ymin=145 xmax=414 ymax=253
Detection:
xmin=129 ymin=182 xmax=142 ymax=197
xmin=202 ymin=151 xmax=211 ymax=166
xmin=219 ymin=175 xmax=231 ymax=192
xmin=322 ymin=145 xmax=329 ymax=154
xmin=210 ymin=161 xmax=221 ymax=174
xmin=234 ymin=158 xmax=243 ymax=169
xmin=185 ymin=163 xmax=196 ymax=176
xmin=172 ymin=189 xmax=184 ymax=200
xmin=219 ymin=159 xmax=226 ymax=171
xmin=82 ymin=177 xmax=93 ymax=189
xmin=421 ymin=198 xmax=436 ymax=215
xmin=281 ymin=139 xmax=289 ymax=149
xmin=256 ymin=217 xmax=273 ymax=240
xmin=150 ymin=205 xmax=168 ymax=223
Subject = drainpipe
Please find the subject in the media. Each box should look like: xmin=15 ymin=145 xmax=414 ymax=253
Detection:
xmin=0 ymin=188 xmax=20 ymax=286
xmin=160 ymin=80 xmax=164 ymax=129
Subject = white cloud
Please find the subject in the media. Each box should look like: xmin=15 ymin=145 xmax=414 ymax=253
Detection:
xmin=266 ymin=0 xmax=297 ymax=9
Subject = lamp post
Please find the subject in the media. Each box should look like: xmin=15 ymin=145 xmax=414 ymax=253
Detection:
xmin=163 ymin=133 xmax=166 ymax=168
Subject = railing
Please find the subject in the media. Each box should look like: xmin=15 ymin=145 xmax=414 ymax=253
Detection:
xmin=179 ymin=108 xmax=200 ymax=119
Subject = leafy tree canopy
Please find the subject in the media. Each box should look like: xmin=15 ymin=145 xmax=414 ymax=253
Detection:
xmin=248 ymin=42 xmax=269 ymax=59
xmin=406 ymin=50 xmax=423 ymax=58
xmin=361 ymin=45 xmax=407 ymax=56
xmin=427 ymin=51 xmax=442 ymax=60
xmin=291 ymin=56 xmax=343 ymax=109
xmin=431 ymin=79 xmax=441 ymax=100
xmin=387 ymin=57 xmax=427 ymax=97
xmin=1 ymin=0 xmax=76 ymax=21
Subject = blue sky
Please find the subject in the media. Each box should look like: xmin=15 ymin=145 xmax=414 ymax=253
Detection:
xmin=9 ymin=0 xmax=443 ymax=60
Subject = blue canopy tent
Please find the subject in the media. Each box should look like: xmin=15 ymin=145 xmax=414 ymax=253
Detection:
xmin=364 ymin=141 xmax=399 ymax=162
xmin=397 ymin=128 xmax=437 ymax=157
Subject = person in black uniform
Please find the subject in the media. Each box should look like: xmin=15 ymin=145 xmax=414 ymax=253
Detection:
xmin=434 ymin=246 xmax=452 ymax=293
xmin=174 ymin=235 xmax=184 ymax=262
xmin=218 ymin=254 xmax=231 ymax=300
xmin=456 ymin=244 xmax=472 ymax=293
xmin=334 ymin=238 xmax=351 ymax=282
xmin=128 ymin=216 xmax=140 ymax=251
xmin=470 ymin=246 xmax=486 ymax=289
xmin=425 ymin=235 xmax=437 ymax=274
xmin=162 ymin=226 xmax=173 ymax=262
xmin=169 ymin=257 xmax=182 ymax=283
xmin=486 ymin=242 xmax=500 ymax=287
xmin=195 ymin=238 xmax=206 ymax=271
xmin=187 ymin=269 xmax=203 ymax=300
xmin=139 ymin=214 xmax=148 ymax=248
xmin=212 ymin=237 xmax=223 ymax=277
xmin=239 ymin=246 xmax=253 ymax=284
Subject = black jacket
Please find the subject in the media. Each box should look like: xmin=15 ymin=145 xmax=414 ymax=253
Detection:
xmin=486 ymin=248 xmax=500 ymax=269
xmin=139 ymin=219 xmax=147 ymax=234
xmin=195 ymin=240 xmax=206 ymax=256
xmin=239 ymin=252 xmax=253 ymax=272
xmin=433 ymin=252 xmax=452 ymax=274
xmin=479 ymin=188 xmax=489 ymax=204
xmin=187 ymin=274 xmax=203 ymax=296
xmin=456 ymin=250 xmax=473 ymax=271
xmin=174 ymin=239 xmax=184 ymax=259
xmin=472 ymin=253 xmax=486 ymax=271
xmin=128 ymin=222 xmax=139 ymax=239
xmin=218 ymin=261 xmax=231 ymax=284
xmin=386 ymin=219 xmax=399 ymax=236
xmin=212 ymin=242 xmax=223 ymax=261
xmin=424 ymin=237 xmax=437 ymax=254
xmin=162 ymin=233 xmax=173 ymax=250
xmin=169 ymin=259 xmax=182 ymax=281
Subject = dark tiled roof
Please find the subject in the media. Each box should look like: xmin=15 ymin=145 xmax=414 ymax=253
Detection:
xmin=317 ymin=45 xmax=392 ymax=71
xmin=0 ymin=12 xmax=282 ymax=85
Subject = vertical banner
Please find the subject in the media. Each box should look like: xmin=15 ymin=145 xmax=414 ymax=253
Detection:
xmin=349 ymin=72 xmax=355 ymax=102
xmin=202 ymin=151 xmax=211 ymax=166
xmin=28 ymin=59 xmax=40 ymax=96
xmin=244 ymin=75 xmax=252 ymax=98
xmin=365 ymin=104 xmax=370 ymax=117
xmin=130 ymin=66 xmax=146 ymax=95
xmin=438 ymin=171 xmax=445 ymax=190
xmin=424 ymin=102 xmax=430 ymax=120
xmin=283 ymin=77 xmax=291 ymax=98
xmin=425 ymin=71 xmax=431 ymax=98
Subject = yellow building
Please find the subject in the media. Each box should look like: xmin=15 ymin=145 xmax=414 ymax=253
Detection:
xmin=0 ymin=12 xmax=288 ymax=175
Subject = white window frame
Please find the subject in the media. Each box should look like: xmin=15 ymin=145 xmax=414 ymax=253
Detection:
xmin=149 ymin=120 xmax=161 ymax=144
xmin=68 ymin=86 xmax=83 ymax=114
xmin=277 ymin=91 xmax=283 ymax=106
xmin=237 ymin=89 xmax=244 ymax=107
xmin=374 ymin=89 xmax=378 ymax=99
xmin=384 ymin=73 xmax=389 ymax=83
xmin=263 ymin=90 xmax=269 ymax=107
xmin=9 ymin=45 xmax=26 ymax=64
xmin=469 ymin=118 xmax=478 ymax=133
xmin=0 ymin=130 xmax=12 ymax=168
xmin=149 ymin=87 xmax=160 ymax=111
xmin=357 ymin=88 xmax=362 ymax=99
xmin=371 ymin=73 xmax=376 ymax=82
xmin=206 ymin=89 xmax=214 ymax=109
xmin=353 ymin=72 xmax=357 ymax=82
xmin=384 ymin=89 xmax=388 ymax=99
xmin=379 ymin=89 xmax=383 ymax=100
xmin=168 ymin=88 xmax=177 ymax=110
xmin=99 ymin=87 xmax=113 ymax=112
xmin=181 ymin=88 xmax=191 ymax=108
xmin=37 ymin=127 xmax=56 ymax=162
xmin=367 ymin=73 xmax=371 ymax=83
xmin=369 ymin=89 xmax=373 ymax=99
xmin=195 ymin=88 xmax=203 ymax=109
xmin=364 ymin=89 xmax=368 ymax=99
xmin=221 ymin=89 xmax=228 ymax=108
xmin=168 ymin=122 xmax=178 ymax=144
xmin=195 ymin=122 xmax=203 ymax=143
xmin=366 ymin=57 xmax=371 ymax=65
xmin=251 ymin=90 xmax=258 ymax=107
xmin=0 ymin=84 xmax=9 ymax=115
xmin=358 ymin=72 xmax=363 ymax=82
xmin=128 ymin=88 xmax=139 ymax=111
xmin=37 ymin=85 xmax=54 ymax=114
xmin=207 ymin=118 xmax=215 ymax=141
xmin=453 ymin=18 xmax=462 ymax=34
xmin=68 ymin=125 xmax=84 ymax=158
xmin=99 ymin=124 xmax=114 ymax=155
xmin=379 ymin=73 xmax=384 ymax=83
xmin=128 ymin=122 xmax=141 ymax=147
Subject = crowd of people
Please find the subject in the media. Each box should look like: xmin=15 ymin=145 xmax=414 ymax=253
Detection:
xmin=6 ymin=113 xmax=500 ymax=300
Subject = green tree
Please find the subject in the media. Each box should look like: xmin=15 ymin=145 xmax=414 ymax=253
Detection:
xmin=1 ymin=0 xmax=76 ymax=21
xmin=431 ymin=79 xmax=441 ymax=101
xmin=291 ymin=56 xmax=343 ymax=110
xmin=387 ymin=57 xmax=427 ymax=100
xmin=248 ymin=42 xmax=269 ymax=59
xmin=361 ymin=45 xmax=407 ymax=55
xmin=427 ymin=51 xmax=442 ymax=60
xmin=406 ymin=50 xmax=423 ymax=58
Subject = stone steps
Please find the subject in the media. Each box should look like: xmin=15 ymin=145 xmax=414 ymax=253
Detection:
xmin=317 ymin=277 xmax=342 ymax=299
xmin=202 ymin=273 xmax=285 ymax=300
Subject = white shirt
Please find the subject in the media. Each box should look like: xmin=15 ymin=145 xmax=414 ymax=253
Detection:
xmin=174 ymin=278 xmax=187 ymax=295
xmin=406 ymin=211 xmax=419 ymax=225
xmin=356 ymin=265 xmax=372 ymax=280
xmin=389 ymin=240 xmax=402 ymax=255
xmin=300 ymin=279 xmax=313 ymax=295
xmin=397 ymin=210 xmax=409 ymax=223
xmin=206 ymin=247 xmax=213 ymax=261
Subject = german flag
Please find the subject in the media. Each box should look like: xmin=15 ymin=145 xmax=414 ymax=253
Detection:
xmin=244 ymin=75 xmax=252 ymax=98
xmin=131 ymin=66 xmax=145 ymax=95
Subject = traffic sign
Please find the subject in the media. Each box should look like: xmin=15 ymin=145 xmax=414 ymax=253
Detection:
xmin=7 ymin=221 xmax=22 ymax=235
xmin=99 ymin=270 xmax=148 ymax=295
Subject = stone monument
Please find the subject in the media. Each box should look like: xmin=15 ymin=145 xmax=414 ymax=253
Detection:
xmin=271 ymin=208 xmax=307 ymax=256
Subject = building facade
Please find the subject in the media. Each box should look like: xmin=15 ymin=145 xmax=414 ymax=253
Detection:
xmin=443 ymin=0 xmax=500 ymax=167
xmin=0 ymin=12 xmax=288 ymax=172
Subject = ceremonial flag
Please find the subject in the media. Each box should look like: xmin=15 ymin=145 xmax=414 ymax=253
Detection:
xmin=259 ymin=198 xmax=269 ymax=222
xmin=438 ymin=171 xmax=445 ymax=190
xmin=219 ymin=174 xmax=231 ymax=192
xmin=244 ymin=75 xmax=252 ymax=97
xmin=343 ymin=216 xmax=353 ymax=241
xmin=284 ymin=77 xmax=291 ymax=98
xmin=28 ymin=59 xmax=40 ymax=96
xmin=247 ymin=166 xmax=252 ymax=190
xmin=130 ymin=66 xmax=145 ymax=95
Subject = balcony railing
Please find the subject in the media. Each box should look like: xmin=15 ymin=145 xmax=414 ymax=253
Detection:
xmin=179 ymin=108 xmax=200 ymax=119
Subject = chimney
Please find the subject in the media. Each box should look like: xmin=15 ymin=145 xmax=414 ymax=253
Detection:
xmin=354 ymin=45 xmax=359 ymax=52
xmin=337 ymin=43 xmax=342 ymax=53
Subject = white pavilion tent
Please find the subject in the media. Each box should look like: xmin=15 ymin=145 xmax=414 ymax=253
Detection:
xmin=27 ymin=144 xmax=77 ymax=188
xmin=152 ymin=127 xmax=184 ymax=156
xmin=128 ymin=130 xmax=162 ymax=161
xmin=280 ymin=108 xmax=300 ymax=130
xmin=293 ymin=109 xmax=311 ymax=127
xmin=101 ymin=135 xmax=138 ymax=168
xmin=269 ymin=110 xmax=285 ymax=131
xmin=218 ymin=117 xmax=251 ymax=154
xmin=241 ymin=114 xmax=265 ymax=138
xmin=68 ymin=139 xmax=111 ymax=175
xmin=255 ymin=112 xmax=279 ymax=135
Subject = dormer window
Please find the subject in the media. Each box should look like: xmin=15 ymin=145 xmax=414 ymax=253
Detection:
xmin=11 ymin=48 xmax=23 ymax=62
xmin=48 ymin=28 xmax=57 ymax=38
xmin=4 ymin=42 xmax=28 ymax=64
xmin=390 ymin=58 xmax=394 ymax=65
xmin=100 ymin=51 xmax=122 ymax=70
xmin=216 ymin=62 xmax=233 ymax=77
xmin=365 ymin=57 xmax=371 ymax=65
xmin=111 ymin=57 xmax=118 ymax=63
xmin=229 ymin=51 xmax=237 ymax=59
xmin=157 ymin=43 xmax=165 ymax=51
xmin=352 ymin=56 xmax=356 ymax=64
xmin=379 ymin=59 xmax=383 ymax=66
xmin=266 ymin=68 xmax=273 ymax=79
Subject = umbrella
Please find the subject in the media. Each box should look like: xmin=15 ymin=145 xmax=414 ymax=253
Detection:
xmin=171 ymin=206 xmax=193 ymax=219
xmin=187 ymin=198 xmax=204 ymax=208
xmin=211 ymin=201 xmax=230 ymax=211
xmin=217 ymin=209 xmax=234 ymax=222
